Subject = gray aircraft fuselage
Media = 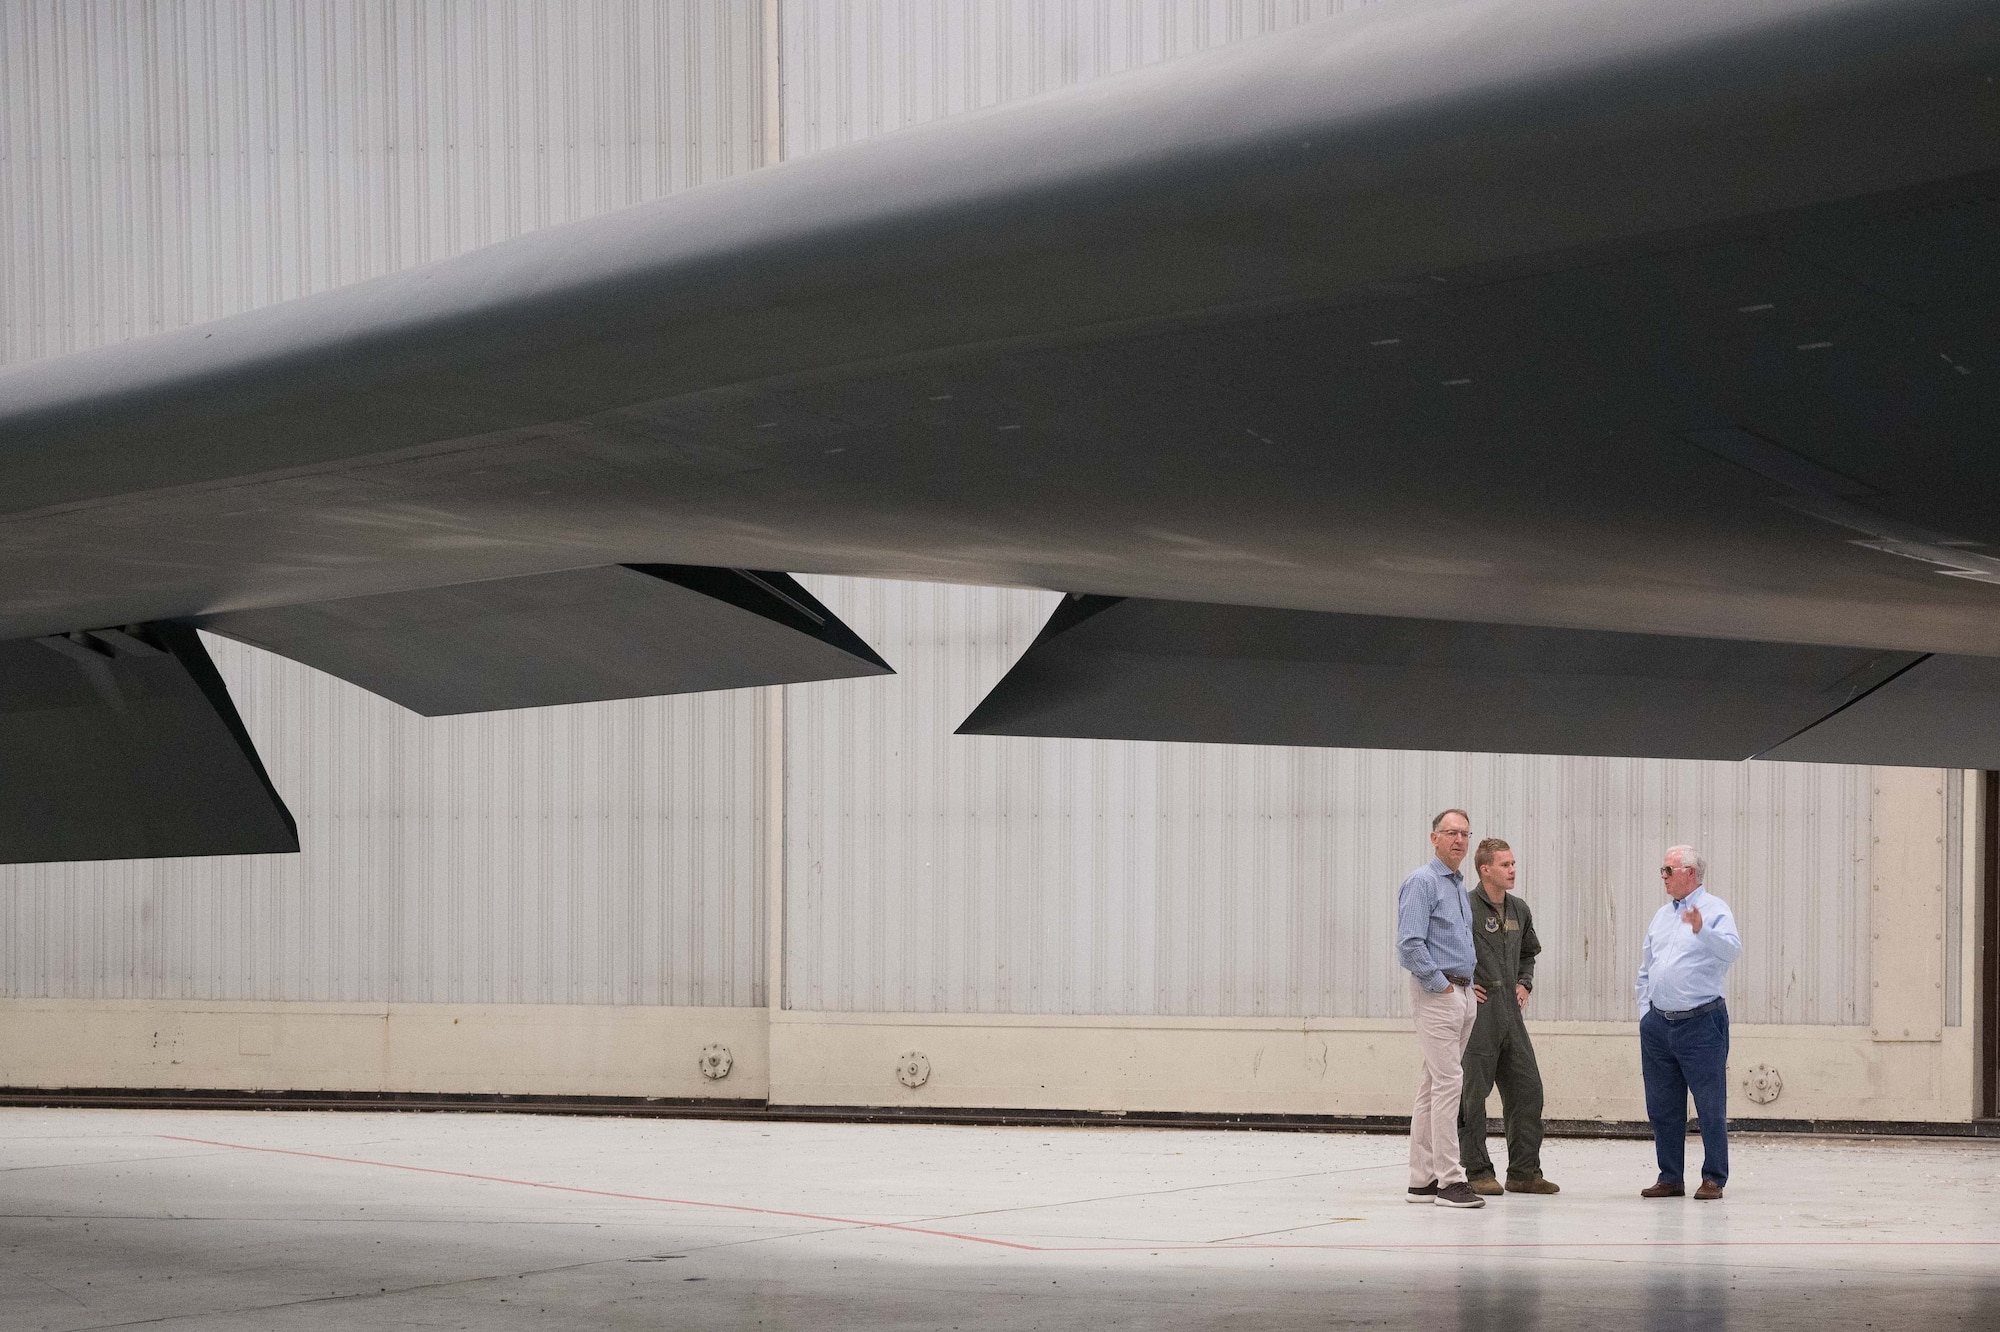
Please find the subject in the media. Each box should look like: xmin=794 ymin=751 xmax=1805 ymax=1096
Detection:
xmin=1 ymin=0 xmax=1995 ymax=655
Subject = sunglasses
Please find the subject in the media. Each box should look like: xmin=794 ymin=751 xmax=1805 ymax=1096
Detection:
xmin=1659 ymin=866 xmax=1691 ymax=877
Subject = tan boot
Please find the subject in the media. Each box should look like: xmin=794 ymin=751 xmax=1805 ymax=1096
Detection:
xmin=1506 ymin=1175 xmax=1560 ymax=1195
xmin=1468 ymin=1175 xmax=1504 ymax=1196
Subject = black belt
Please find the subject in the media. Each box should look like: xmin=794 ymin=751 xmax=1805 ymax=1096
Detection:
xmin=1654 ymin=997 xmax=1725 ymax=1021
xmin=1444 ymin=974 xmax=1472 ymax=987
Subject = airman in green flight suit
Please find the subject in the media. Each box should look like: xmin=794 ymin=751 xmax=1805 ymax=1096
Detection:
xmin=1459 ymin=837 xmax=1560 ymax=1195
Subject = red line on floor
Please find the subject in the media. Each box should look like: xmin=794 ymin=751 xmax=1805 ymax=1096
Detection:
xmin=157 ymin=1135 xmax=2000 ymax=1256
xmin=899 ymin=1235 xmax=2000 ymax=1253
xmin=155 ymin=1135 xmax=1037 ymax=1250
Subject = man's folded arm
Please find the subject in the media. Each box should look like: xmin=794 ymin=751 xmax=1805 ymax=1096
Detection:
xmin=1699 ymin=904 xmax=1743 ymax=964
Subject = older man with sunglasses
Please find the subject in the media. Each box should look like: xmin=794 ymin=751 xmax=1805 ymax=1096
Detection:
xmin=1636 ymin=845 xmax=1742 ymax=1201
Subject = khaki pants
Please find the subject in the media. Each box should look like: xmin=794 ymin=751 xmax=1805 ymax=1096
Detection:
xmin=1409 ymin=977 xmax=1479 ymax=1188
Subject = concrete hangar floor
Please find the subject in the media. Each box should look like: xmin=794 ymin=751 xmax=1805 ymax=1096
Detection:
xmin=2 ymin=1109 xmax=1995 ymax=1331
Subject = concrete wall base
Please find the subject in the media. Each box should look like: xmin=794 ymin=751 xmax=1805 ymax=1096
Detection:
xmin=0 ymin=999 xmax=1976 ymax=1124
xmin=0 ymin=999 xmax=771 ymax=1101
xmin=3 ymin=1084 xmax=1995 ymax=1141
xmin=768 ymin=1010 xmax=1976 ymax=1124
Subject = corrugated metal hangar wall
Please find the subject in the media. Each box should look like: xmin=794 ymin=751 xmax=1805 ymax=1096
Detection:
xmin=788 ymin=578 xmax=1893 ymax=1028
xmin=0 ymin=2 xmax=1978 ymax=1123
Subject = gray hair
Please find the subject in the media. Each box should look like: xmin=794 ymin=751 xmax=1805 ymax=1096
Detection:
xmin=1665 ymin=844 xmax=1707 ymax=885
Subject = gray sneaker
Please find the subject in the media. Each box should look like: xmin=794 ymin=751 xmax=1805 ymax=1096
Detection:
xmin=1406 ymin=1180 xmax=1439 ymax=1203
xmin=1434 ymin=1180 xmax=1486 ymax=1209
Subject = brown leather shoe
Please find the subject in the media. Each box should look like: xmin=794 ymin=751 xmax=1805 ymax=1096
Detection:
xmin=1693 ymin=1180 xmax=1724 ymax=1201
xmin=1506 ymin=1175 xmax=1560 ymax=1194
xmin=1640 ymin=1181 xmax=1685 ymax=1198
xmin=1468 ymin=1176 xmax=1504 ymax=1196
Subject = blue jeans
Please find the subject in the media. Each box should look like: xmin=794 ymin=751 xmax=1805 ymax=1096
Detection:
xmin=1640 ymin=1002 xmax=1729 ymax=1187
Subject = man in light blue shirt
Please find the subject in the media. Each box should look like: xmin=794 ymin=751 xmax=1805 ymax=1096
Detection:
xmin=1396 ymin=808 xmax=1484 ymax=1209
xmin=1635 ymin=843 xmax=1742 ymax=1200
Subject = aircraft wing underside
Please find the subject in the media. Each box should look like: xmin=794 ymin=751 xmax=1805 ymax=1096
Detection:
xmin=1 ymin=0 xmax=1997 ymax=861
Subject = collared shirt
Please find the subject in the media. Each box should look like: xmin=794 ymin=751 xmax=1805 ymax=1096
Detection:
xmin=1397 ymin=856 xmax=1476 ymax=993
xmin=1635 ymin=885 xmax=1742 ymax=1016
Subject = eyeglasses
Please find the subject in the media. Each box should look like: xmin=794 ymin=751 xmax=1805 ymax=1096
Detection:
xmin=1660 ymin=866 xmax=1690 ymax=877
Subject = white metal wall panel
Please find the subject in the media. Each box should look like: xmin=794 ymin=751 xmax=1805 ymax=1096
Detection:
xmin=779 ymin=0 xmax=1371 ymax=159
xmin=0 ymin=0 xmax=766 ymax=367
xmin=787 ymin=578 xmax=1876 ymax=1023
xmin=0 ymin=1 xmax=771 ymax=1006
xmin=0 ymin=638 xmax=769 ymax=1005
